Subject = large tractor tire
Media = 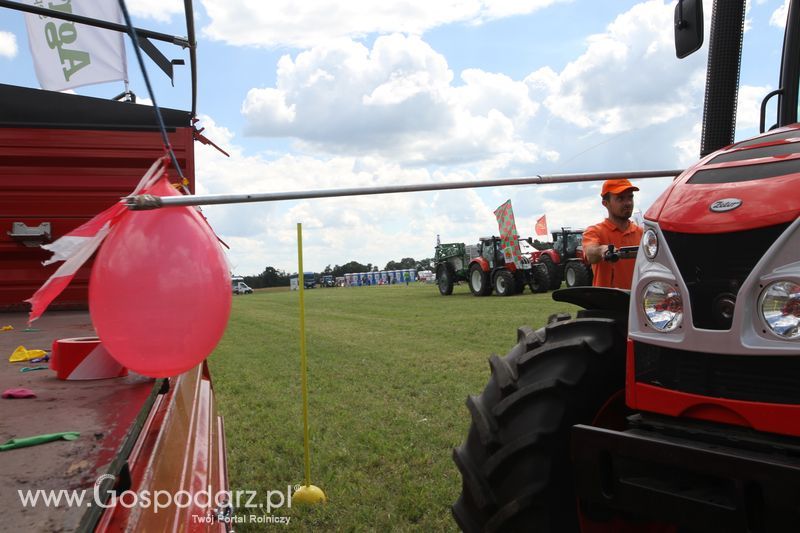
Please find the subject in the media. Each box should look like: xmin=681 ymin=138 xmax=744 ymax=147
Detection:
xmin=539 ymin=255 xmax=562 ymax=290
xmin=438 ymin=264 xmax=455 ymax=296
xmin=529 ymin=265 xmax=550 ymax=293
xmin=493 ymin=270 xmax=516 ymax=296
xmin=564 ymin=261 xmax=593 ymax=288
xmin=452 ymin=314 xmax=627 ymax=532
xmin=513 ymin=272 xmax=527 ymax=294
xmin=469 ymin=263 xmax=492 ymax=296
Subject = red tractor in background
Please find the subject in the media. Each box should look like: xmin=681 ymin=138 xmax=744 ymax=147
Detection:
xmin=468 ymin=236 xmax=550 ymax=296
xmin=453 ymin=1 xmax=800 ymax=531
xmin=533 ymin=227 xmax=594 ymax=289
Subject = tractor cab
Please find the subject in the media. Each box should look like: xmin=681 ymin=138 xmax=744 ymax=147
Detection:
xmin=477 ymin=236 xmax=504 ymax=269
xmin=533 ymin=228 xmax=593 ymax=289
xmin=551 ymin=228 xmax=585 ymax=261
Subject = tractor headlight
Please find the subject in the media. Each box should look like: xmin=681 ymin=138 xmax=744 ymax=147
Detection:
xmin=642 ymin=229 xmax=658 ymax=260
xmin=759 ymin=281 xmax=800 ymax=340
xmin=643 ymin=281 xmax=683 ymax=332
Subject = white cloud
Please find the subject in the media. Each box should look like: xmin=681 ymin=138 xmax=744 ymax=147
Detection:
xmin=770 ymin=0 xmax=789 ymax=28
xmin=200 ymin=0 xmax=569 ymax=48
xmin=478 ymin=0 xmax=569 ymax=21
xmin=540 ymin=0 xmax=704 ymax=134
xmin=195 ymin=133 xmax=510 ymax=274
xmin=0 ymin=31 xmax=18 ymax=59
xmin=240 ymin=1 xmax=706 ymax=176
xmin=241 ymin=88 xmax=296 ymax=130
xmin=241 ymin=34 xmax=553 ymax=168
xmin=736 ymin=84 xmax=773 ymax=133
xmin=128 ymin=0 xmax=184 ymax=23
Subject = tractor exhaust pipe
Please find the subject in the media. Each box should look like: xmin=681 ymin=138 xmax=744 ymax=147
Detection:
xmin=700 ymin=0 xmax=746 ymax=156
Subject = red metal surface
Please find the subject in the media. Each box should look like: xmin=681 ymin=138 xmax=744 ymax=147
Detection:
xmin=96 ymin=362 xmax=228 ymax=532
xmin=629 ymin=381 xmax=800 ymax=437
xmin=0 ymin=126 xmax=195 ymax=310
xmin=626 ymin=339 xmax=800 ymax=436
xmin=645 ymin=126 xmax=800 ymax=232
xmin=471 ymin=257 xmax=490 ymax=272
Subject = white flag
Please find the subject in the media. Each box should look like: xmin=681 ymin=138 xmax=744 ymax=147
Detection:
xmin=24 ymin=0 xmax=127 ymax=91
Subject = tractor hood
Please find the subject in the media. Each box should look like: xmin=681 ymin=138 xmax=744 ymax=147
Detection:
xmin=645 ymin=124 xmax=800 ymax=233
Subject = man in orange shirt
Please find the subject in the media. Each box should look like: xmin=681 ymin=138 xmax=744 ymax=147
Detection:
xmin=583 ymin=179 xmax=643 ymax=290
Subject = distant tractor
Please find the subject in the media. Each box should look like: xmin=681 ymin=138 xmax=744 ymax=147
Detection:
xmin=434 ymin=242 xmax=474 ymax=295
xmin=435 ymin=237 xmax=549 ymax=296
xmin=533 ymin=227 xmax=594 ymax=289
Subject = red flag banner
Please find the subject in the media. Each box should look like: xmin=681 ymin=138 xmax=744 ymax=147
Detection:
xmin=535 ymin=215 xmax=548 ymax=236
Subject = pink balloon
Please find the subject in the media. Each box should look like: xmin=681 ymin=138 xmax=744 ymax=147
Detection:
xmin=89 ymin=178 xmax=231 ymax=378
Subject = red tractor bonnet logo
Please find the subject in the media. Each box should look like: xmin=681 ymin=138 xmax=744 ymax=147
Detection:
xmin=709 ymin=198 xmax=743 ymax=212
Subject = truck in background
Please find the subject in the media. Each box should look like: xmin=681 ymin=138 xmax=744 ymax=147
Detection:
xmin=232 ymin=276 xmax=254 ymax=294
xmin=290 ymin=272 xmax=317 ymax=290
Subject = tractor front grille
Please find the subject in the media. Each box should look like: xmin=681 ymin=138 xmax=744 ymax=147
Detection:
xmin=634 ymin=342 xmax=800 ymax=405
xmin=662 ymin=223 xmax=790 ymax=330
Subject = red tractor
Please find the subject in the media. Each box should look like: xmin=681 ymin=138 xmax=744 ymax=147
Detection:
xmin=453 ymin=1 xmax=800 ymax=531
xmin=533 ymin=227 xmax=594 ymax=289
xmin=468 ymin=236 xmax=550 ymax=296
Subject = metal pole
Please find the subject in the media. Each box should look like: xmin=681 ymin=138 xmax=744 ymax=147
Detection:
xmin=296 ymin=223 xmax=312 ymax=488
xmin=183 ymin=0 xmax=198 ymax=117
xmin=125 ymin=169 xmax=682 ymax=210
xmin=0 ymin=0 xmax=191 ymax=48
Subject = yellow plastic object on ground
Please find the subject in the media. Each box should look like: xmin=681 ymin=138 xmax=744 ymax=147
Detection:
xmin=1 ymin=325 xmax=13 ymax=331
xmin=9 ymin=346 xmax=47 ymax=363
xmin=292 ymin=484 xmax=327 ymax=504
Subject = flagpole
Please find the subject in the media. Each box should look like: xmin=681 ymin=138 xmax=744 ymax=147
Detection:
xmin=125 ymin=169 xmax=682 ymax=210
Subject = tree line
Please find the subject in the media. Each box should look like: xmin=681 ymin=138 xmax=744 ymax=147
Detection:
xmin=240 ymin=257 xmax=436 ymax=288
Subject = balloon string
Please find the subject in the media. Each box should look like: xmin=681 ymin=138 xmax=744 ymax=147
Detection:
xmin=116 ymin=0 xmax=185 ymax=180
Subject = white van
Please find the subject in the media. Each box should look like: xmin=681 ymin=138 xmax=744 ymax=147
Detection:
xmin=232 ymin=277 xmax=253 ymax=294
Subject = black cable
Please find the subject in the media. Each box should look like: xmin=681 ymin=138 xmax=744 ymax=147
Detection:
xmin=117 ymin=0 xmax=184 ymax=179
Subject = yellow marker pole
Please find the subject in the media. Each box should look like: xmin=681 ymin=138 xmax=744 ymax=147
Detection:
xmin=292 ymin=223 xmax=327 ymax=505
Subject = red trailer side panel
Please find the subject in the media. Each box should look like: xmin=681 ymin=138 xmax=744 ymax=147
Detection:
xmin=0 ymin=126 xmax=194 ymax=310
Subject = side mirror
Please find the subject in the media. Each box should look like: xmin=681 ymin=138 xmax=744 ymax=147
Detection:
xmin=674 ymin=0 xmax=704 ymax=59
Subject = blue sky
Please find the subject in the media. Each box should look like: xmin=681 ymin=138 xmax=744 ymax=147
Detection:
xmin=0 ymin=0 xmax=791 ymax=275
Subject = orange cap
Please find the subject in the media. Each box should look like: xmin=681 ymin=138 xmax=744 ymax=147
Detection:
xmin=601 ymin=178 xmax=639 ymax=196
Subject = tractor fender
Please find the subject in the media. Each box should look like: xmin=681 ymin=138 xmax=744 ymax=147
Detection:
xmin=542 ymin=249 xmax=562 ymax=263
xmin=552 ymin=286 xmax=630 ymax=315
xmin=469 ymin=257 xmax=490 ymax=272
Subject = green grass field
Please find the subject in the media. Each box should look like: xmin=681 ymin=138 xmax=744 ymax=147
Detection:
xmin=208 ymin=282 xmax=578 ymax=531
